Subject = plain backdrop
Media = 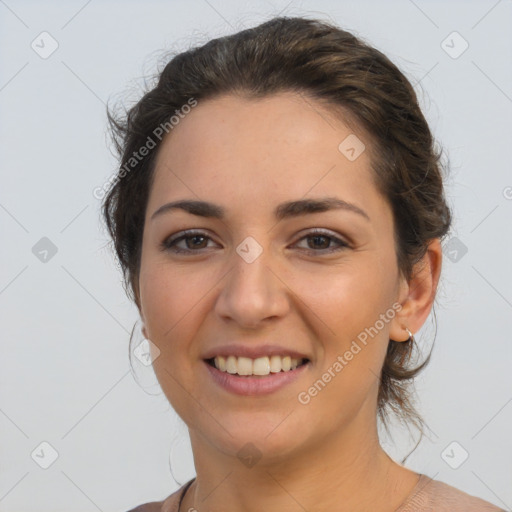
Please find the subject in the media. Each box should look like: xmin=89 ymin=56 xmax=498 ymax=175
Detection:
xmin=1 ymin=1 xmax=511 ymax=511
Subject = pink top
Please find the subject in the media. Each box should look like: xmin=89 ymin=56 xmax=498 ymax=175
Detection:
xmin=126 ymin=474 xmax=505 ymax=512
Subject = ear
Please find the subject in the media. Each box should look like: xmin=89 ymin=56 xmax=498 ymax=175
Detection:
xmin=139 ymin=303 xmax=149 ymax=340
xmin=141 ymin=321 xmax=149 ymax=339
xmin=389 ymin=239 xmax=443 ymax=342
xmin=131 ymin=273 xmax=148 ymax=338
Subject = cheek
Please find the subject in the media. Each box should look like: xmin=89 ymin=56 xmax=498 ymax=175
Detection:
xmin=302 ymin=288 xmax=393 ymax=424
xmin=310 ymin=256 xmax=397 ymax=384
xmin=313 ymin=259 xmax=394 ymax=334
xmin=139 ymin=262 xmax=202 ymax=398
xmin=140 ymin=263 xmax=206 ymax=421
xmin=140 ymin=261 xmax=201 ymax=341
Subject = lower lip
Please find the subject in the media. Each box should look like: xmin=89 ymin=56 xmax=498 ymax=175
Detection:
xmin=204 ymin=360 xmax=310 ymax=396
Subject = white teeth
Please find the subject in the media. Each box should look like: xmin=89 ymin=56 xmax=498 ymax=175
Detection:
xmin=237 ymin=357 xmax=253 ymax=376
xmin=253 ymin=356 xmax=270 ymax=375
xmin=212 ymin=355 xmax=304 ymax=375
xmin=269 ymin=355 xmax=281 ymax=373
xmin=226 ymin=356 xmax=237 ymax=374
xmin=216 ymin=355 xmax=226 ymax=372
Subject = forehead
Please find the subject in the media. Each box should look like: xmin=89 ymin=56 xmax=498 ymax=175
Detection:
xmin=149 ymin=92 xmax=386 ymax=220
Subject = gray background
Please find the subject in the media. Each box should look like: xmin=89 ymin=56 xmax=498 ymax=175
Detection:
xmin=1 ymin=0 xmax=511 ymax=510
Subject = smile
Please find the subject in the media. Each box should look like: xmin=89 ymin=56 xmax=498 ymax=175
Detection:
xmin=204 ymin=356 xmax=311 ymax=396
xmin=207 ymin=355 xmax=308 ymax=376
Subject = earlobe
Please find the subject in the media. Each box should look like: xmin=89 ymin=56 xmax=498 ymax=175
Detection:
xmin=390 ymin=324 xmax=414 ymax=343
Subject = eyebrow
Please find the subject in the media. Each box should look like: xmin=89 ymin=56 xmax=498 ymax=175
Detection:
xmin=151 ymin=197 xmax=370 ymax=222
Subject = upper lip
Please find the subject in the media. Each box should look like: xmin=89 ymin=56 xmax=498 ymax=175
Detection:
xmin=202 ymin=344 xmax=311 ymax=361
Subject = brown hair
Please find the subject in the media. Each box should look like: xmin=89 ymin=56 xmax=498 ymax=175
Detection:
xmin=102 ymin=16 xmax=452 ymax=439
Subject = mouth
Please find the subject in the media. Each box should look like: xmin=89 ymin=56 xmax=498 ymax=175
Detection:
xmin=205 ymin=355 xmax=310 ymax=377
xmin=203 ymin=354 xmax=311 ymax=396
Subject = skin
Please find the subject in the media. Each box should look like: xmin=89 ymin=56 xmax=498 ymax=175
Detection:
xmin=137 ymin=91 xmax=442 ymax=512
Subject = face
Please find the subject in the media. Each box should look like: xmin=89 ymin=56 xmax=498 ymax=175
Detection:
xmin=138 ymin=92 xmax=408 ymax=463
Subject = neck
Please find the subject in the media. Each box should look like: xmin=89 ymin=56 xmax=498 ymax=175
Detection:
xmin=179 ymin=412 xmax=419 ymax=512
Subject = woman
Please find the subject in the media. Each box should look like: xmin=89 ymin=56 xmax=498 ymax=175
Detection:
xmin=102 ymin=16 xmax=504 ymax=512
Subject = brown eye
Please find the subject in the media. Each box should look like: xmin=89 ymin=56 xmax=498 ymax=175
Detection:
xmin=161 ymin=230 xmax=216 ymax=254
xmin=295 ymin=230 xmax=349 ymax=254
xmin=307 ymin=234 xmax=331 ymax=250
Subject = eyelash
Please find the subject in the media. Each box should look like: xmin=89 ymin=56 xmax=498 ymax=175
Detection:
xmin=161 ymin=229 xmax=350 ymax=255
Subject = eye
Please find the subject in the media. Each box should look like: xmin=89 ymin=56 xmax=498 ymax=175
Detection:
xmin=161 ymin=230 xmax=218 ymax=254
xmin=294 ymin=229 xmax=349 ymax=254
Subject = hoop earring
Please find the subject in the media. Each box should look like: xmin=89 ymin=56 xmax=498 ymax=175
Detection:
xmin=390 ymin=327 xmax=415 ymax=343
xmin=405 ymin=327 xmax=415 ymax=343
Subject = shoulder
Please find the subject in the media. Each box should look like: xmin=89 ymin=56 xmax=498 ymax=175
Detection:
xmin=398 ymin=474 xmax=505 ymax=512
xmin=124 ymin=480 xmax=192 ymax=512
xmin=125 ymin=502 xmax=165 ymax=512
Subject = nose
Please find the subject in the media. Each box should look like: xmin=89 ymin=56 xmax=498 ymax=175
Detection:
xmin=214 ymin=246 xmax=290 ymax=329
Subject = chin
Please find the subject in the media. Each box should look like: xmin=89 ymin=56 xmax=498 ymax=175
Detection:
xmin=198 ymin=411 xmax=312 ymax=465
